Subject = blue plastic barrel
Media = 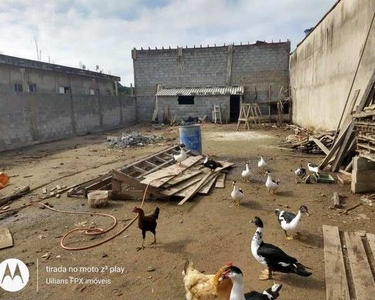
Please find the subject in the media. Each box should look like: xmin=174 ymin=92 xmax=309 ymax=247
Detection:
xmin=179 ymin=124 xmax=202 ymax=154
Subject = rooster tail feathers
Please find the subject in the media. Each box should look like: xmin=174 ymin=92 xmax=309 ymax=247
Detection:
xmin=292 ymin=263 xmax=312 ymax=277
xmin=152 ymin=207 xmax=160 ymax=219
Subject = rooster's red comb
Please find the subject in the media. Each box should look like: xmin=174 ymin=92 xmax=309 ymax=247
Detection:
xmin=226 ymin=261 xmax=233 ymax=266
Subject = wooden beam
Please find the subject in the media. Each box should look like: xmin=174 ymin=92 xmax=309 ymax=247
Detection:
xmin=112 ymin=170 xmax=168 ymax=200
xmin=312 ymin=138 xmax=330 ymax=155
xmin=215 ymin=173 xmax=226 ymax=188
xmin=322 ymin=225 xmax=350 ymax=300
xmin=319 ymin=122 xmax=351 ymax=168
xmin=178 ymin=162 xmax=233 ymax=205
xmin=344 ymin=231 xmax=375 ymax=299
xmin=140 ymin=156 xmax=203 ymax=187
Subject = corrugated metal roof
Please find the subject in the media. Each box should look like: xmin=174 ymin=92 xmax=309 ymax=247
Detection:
xmin=156 ymin=86 xmax=244 ymax=97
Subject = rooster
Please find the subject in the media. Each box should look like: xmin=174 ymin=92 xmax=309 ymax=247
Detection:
xmin=182 ymin=260 xmax=233 ymax=300
xmin=132 ymin=206 xmax=159 ymax=251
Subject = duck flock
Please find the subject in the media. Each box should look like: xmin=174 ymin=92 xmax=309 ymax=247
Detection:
xmin=172 ymin=147 xmax=317 ymax=299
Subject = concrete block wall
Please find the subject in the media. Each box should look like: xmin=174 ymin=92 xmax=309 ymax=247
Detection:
xmin=72 ymin=95 xmax=101 ymax=134
xmin=0 ymin=92 xmax=137 ymax=152
xmin=0 ymin=92 xmax=33 ymax=150
xmin=351 ymin=156 xmax=375 ymax=193
xmin=133 ymin=42 xmax=290 ymax=121
xmin=157 ymin=96 xmax=230 ymax=122
xmin=29 ymin=93 xmax=73 ymax=140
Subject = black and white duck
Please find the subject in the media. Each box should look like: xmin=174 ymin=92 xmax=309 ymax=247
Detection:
xmin=265 ymin=172 xmax=280 ymax=194
xmin=250 ymin=216 xmax=312 ymax=280
xmin=173 ymin=146 xmax=187 ymax=166
xmin=275 ymin=205 xmax=310 ymax=240
xmin=202 ymin=155 xmax=222 ymax=171
xmin=220 ymin=266 xmax=283 ymax=300
xmin=231 ymin=181 xmax=244 ymax=206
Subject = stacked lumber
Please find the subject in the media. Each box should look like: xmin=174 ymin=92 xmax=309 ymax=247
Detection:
xmin=282 ymin=131 xmax=334 ymax=155
xmin=320 ymin=69 xmax=375 ymax=171
xmin=354 ymin=104 xmax=375 ymax=161
xmin=116 ymin=157 xmax=233 ymax=205
xmin=69 ymin=144 xmax=233 ymax=205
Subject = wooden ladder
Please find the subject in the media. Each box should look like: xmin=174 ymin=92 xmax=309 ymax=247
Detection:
xmin=213 ymin=104 xmax=222 ymax=124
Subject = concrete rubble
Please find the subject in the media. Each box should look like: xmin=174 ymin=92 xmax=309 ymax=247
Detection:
xmin=108 ymin=131 xmax=164 ymax=148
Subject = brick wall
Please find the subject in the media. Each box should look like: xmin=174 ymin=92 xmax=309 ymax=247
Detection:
xmin=0 ymin=92 xmax=137 ymax=151
xmin=133 ymin=42 xmax=290 ymax=121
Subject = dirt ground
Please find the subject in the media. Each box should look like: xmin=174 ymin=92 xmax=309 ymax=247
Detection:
xmin=0 ymin=123 xmax=374 ymax=300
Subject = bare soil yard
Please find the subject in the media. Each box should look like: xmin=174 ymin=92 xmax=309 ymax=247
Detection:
xmin=1 ymin=123 xmax=374 ymax=300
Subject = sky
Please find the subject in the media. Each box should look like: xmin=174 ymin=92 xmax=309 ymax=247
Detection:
xmin=0 ymin=0 xmax=336 ymax=85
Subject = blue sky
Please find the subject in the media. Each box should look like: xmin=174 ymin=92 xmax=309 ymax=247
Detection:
xmin=0 ymin=0 xmax=336 ymax=85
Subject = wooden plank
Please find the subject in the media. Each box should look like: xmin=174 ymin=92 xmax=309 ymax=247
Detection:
xmin=0 ymin=228 xmax=13 ymax=249
xmin=312 ymin=138 xmax=330 ymax=155
xmin=162 ymin=175 xmax=203 ymax=196
xmin=319 ymin=122 xmax=351 ymax=168
xmin=112 ymin=170 xmax=168 ymax=200
xmin=140 ymin=155 xmax=203 ymax=187
xmin=165 ymin=169 xmax=203 ymax=186
xmin=322 ymin=225 xmax=350 ymax=300
xmin=367 ymin=233 xmax=375 ymax=259
xmin=174 ymin=177 xmax=207 ymax=198
xmin=178 ymin=161 xmax=233 ymax=205
xmin=198 ymin=174 xmax=218 ymax=194
xmin=332 ymin=70 xmax=375 ymax=171
xmin=344 ymin=231 xmax=375 ymax=300
xmin=215 ymin=173 xmax=226 ymax=188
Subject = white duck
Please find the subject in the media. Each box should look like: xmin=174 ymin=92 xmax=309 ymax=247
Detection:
xmin=307 ymin=162 xmax=319 ymax=174
xmin=265 ymin=172 xmax=280 ymax=194
xmin=275 ymin=205 xmax=310 ymax=240
xmin=220 ymin=265 xmax=283 ymax=300
xmin=241 ymin=163 xmax=251 ymax=182
xmin=173 ymin=147 xmax=187 ymax=166
xmin=231 ymin=181 xmax=244 ymax=206
xmin=258 ymin=156 xmax=267 ymax=169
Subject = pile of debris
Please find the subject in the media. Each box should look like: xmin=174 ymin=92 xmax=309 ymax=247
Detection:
xmin=282 ymin=125 xmax=335 ymax=155
xmin=320 ymin=70 xmax=375 ymax=172
xmin=68 ymin=145 xmax=232 ymax=205
xmin=354 ymin=103 xmax=375 ymax=161
xmin=169 ymin=115 xmax=209 ymax=126
xmin=108 ymin=132 xmax=164 ymax=148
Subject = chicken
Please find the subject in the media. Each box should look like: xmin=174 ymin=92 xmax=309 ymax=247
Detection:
xmin=182 ymin=260 xmax=233 ymax=300
xmin=132 ymin=206 xmax=159 ymax=251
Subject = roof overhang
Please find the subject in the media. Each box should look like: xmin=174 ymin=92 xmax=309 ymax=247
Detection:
xmin=156 ymin=86 xmax=244 ymax=97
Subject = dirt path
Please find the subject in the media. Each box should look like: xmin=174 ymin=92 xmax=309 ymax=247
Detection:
xmin=0 ymin=123 xmax=374 ymax=300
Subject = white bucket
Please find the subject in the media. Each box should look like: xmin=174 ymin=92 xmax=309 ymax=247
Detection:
xmin=87 ymin=191 xmax=109 ymax=208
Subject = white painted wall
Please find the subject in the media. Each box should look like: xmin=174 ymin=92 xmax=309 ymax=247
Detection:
xmin=290 ymin=0 xmax=375 ymax=131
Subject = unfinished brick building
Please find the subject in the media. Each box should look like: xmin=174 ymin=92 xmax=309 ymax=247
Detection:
xmin=132 ymin=41 xmax=290 ymax=122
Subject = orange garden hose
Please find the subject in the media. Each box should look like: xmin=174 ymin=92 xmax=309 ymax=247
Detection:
xmin=0 ymin=177 xmax=162 ymax=251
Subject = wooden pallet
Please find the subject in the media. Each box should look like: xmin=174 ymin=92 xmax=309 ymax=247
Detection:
xmin=68 ymin=145 xmax=195 ymax=197
xmin=323 ymin=225 xmax=375 ymax=300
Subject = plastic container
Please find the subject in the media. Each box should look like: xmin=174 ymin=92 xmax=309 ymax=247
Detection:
xmin=179 ymin=124 xmax=202 ymax=154
xmin=87 ymin=191 xmax=109 ymax=208
xmin=0 ymin=172 xmax=9 ymax=189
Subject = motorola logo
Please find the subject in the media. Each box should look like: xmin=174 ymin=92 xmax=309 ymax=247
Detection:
xmin=0 ymin=258 xmax=29 ymax=292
